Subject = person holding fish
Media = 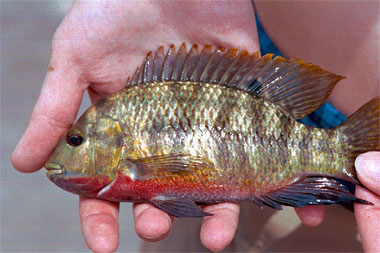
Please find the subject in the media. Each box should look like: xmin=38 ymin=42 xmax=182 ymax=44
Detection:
xmin=12 ymin=1 xmax=379 ymax=252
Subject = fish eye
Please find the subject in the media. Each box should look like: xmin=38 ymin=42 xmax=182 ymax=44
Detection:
xmin=66 ymin=131 xmax=84 ymax=147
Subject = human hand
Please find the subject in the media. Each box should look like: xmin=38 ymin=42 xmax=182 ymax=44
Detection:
xmin=354 ymin=152 xmax=380 ymax=252
xmin=12 ymin=1 xmax=330 ymax=251
xmin=11 ymin=0 xmax=261 ymax=251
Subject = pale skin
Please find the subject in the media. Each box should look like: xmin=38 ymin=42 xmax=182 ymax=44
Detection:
xmin=11 ymin=1 xmax=380 ymax=252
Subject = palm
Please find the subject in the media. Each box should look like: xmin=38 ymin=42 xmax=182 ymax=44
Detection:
xmin=56 ymin=1 xmax=259 ymax=102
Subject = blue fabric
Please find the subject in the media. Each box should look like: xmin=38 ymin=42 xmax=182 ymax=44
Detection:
xmin=255 ymin=15 xmax=346 ymax=129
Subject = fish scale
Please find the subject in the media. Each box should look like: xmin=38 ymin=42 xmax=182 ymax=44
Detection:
xmin=45 ymin=44 xmax=379 ymax=217
xmin=110 ymin=82 xmax=334 ymax=198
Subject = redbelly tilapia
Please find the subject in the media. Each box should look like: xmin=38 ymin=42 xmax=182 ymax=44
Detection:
xmin=45 ymin=44 xmax=380 ymax=217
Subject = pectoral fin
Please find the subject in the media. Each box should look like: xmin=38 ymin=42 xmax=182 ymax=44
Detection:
xmin=125 ymin=154 xmax=214 ymax=181
xmin=151 ymin=195 xmax=213 ymax=218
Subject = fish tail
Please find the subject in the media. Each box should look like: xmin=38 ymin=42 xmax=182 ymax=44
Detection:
xmin=334 ymin=96 xmax=380 ymax=184
xmin=340 ymin=96 xmax=380 ymax=161
xmin=253 ymin=98 xmax=379 ymax=210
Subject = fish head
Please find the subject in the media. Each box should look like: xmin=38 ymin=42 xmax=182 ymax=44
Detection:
xmin=45 ymin=104 xmax=123 ymax=197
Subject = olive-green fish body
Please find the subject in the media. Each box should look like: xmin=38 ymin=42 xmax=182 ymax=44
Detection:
xmin=46 ymin=44 xmax=380 ymax=217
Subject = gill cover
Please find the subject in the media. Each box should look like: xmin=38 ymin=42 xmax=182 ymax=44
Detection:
xmin=94 ymin=118 xmax=123 ymax=178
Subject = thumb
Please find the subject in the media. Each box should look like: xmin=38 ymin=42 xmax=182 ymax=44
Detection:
xmin=355 ymin=151 xmax=380 ymax=196
xmin=354 ymin=152 xmax=380 ymax=252
xmin=11 ymin=55 xmax=87 ymax=173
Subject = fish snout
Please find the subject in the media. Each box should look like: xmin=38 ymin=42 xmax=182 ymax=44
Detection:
xmin=45 ymin=162 xmax=65 ymax=177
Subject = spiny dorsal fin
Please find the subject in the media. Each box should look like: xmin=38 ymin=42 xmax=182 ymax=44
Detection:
xmin=127 ymin=43 xmax=344 ymax=119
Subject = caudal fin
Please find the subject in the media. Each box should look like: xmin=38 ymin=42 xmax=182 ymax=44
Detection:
xmin=341 ymin=97 xmax=380 ymax=159
xmin=253 ymin=99 xmax=379 ymax=210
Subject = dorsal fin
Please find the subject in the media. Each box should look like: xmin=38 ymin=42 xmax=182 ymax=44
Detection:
xmin=127 ymin=43 xmax=344 ymax=119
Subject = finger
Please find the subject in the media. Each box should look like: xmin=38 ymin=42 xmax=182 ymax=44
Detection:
xmin=200 ymin=202 xmax=240 ymax=252
xmin=355 ymin=152 xmax=380 ymax=252
xmin=355 ymin=186 xmax=380 ymax=252
xmin=79 ymin=196 xmax=120 ymax=252
xmin=12 ymin=56 xmax=86 ymax=173
xmin=133 ymin=203 xmax=172 ymax=242
xmin=355 ymin=151 xmax=380 ymax=195
xmin=295 ymin=206 xmax=324 ymax=227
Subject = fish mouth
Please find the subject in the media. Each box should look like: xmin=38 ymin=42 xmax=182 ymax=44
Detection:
xmin=45 ymin=162 xmax=65 ymax=177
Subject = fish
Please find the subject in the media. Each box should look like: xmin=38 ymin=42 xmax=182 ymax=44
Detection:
xmin=45 ymin=43 xmax=380 ymax=217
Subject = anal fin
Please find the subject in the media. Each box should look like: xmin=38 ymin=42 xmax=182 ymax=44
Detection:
xmin=151 ymin=195 xmax=212 ymax=218
xmin=257 ymin=176 xmax=372 ymax=209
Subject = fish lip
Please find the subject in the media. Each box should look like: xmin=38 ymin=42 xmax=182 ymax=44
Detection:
xmin=45 ymin=162 xmax=65 ymax=176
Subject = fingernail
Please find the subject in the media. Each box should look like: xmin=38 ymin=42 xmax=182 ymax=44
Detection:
xmin=143 ymin=235 xmax=162 ymax=240
xmin=133 ymin=203 xmax=151 ymax=218
xmin=355 ymin=152 xmax=380 ymax=180
xmin=12 ymin=135 xmax=24 ymax=156
xmin=11 ymin=138 xmax=25 ymax=171
xmin=355 ymin=154 xmax=364 ymax=169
